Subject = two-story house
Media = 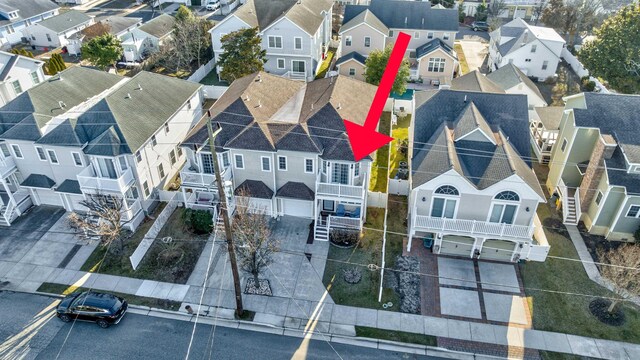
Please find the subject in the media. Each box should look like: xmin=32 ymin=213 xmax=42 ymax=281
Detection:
xmin=337 ymin=0 xmax=459 ymax=85
xmin=461 ymin=0 xmax=543 ymax=22
xmin=0 ymin=67 xmax=203 ymax=229
xmin=181 ymin=72 xmax=377 ymax=241
xmin=407 ymin=89 xmax=548 ymax=262
xmin=0 ymin=50 xmax=45 ymax=106
xmin=67 ymin=16 xmax=144 ymax=56
xmin=121 ymin=14 xmax=175 ymax=62
xmin=486 ymin=63 xmax=547 ymax=109
xmin=0 ymin=0 xmax=60 ymax=49
xmin=488 ymin=18 xmax=565 ymax=81
xmin=22 ymin=10 xmax=94 ymax=49
xmin=209 ymin=0 xmax=333 ymax=82
xmin=546 ymin=93 xmax=640 ymax=241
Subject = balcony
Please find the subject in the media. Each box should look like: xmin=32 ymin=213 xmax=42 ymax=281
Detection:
xmin=180 ymin=166 xmax=230 ymax=188
xmin=413 ymin=215 xmax=534 ymax=241
xmin=77 ymin=166 xmax=135 ymax=193
xmin=0 ymin=155 xmax=16 ymax=177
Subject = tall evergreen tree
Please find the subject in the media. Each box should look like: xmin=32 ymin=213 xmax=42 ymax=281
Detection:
xmin=217 ymin=28 xmax=267 ymax=82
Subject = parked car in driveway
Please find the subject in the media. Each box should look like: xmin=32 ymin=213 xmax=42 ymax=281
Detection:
xmin=56 ymin=291 xmax=128 ymax=328
xmin=206 ymin=0 xmax=220 ymax=11
xmin=471 ymin=21 xmax=489 ymax=31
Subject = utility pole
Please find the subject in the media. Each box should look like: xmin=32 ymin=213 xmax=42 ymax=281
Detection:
xmin=206 ymin=116 xmax=244 ymax=317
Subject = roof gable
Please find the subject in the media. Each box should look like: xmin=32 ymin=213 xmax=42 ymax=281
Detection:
xmin=343 ymin=0 xmax=458 ymax=32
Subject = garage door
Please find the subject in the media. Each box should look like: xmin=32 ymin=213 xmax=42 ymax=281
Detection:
xmin=480 ymin=240 xmax=515 ymax=262
xmin=36 ymin=189 xmax=63 ymax=207
xmin=514 ymin=9 xmax=527 ymax=19
xmin=67 ymin=194 xmax=88 ymax=212
xmin=439 ymin=236 xmax=474 ymax=257
xmin=281 ymin=198 xmax=313 ymax=218
xmin=240 ymin=197 xmax=272 ymax=216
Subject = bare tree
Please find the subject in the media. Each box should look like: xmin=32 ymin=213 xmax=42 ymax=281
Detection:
xmin=231 ymin=189 xmax=278 ymax=292
xmin=532 ymin=0 xmax=548 ymax=25
xmin=598 ymin=244 xmax=640 ymax=313
xmin=542 ymin=0 xmax=603 ymax=47
xmin=487 ymin=0 xmax=507 ymax=31
xmin=161 ymin=6 xmax=213 ymax=73
xmin=82 ymin=22 xmax=112 ymax=41
xmin=68 ymin=194 xmax=131 ymax=255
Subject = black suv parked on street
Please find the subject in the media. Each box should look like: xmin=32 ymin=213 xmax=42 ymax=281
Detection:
xmin=56 ymin=291 xmax=128 ymax=328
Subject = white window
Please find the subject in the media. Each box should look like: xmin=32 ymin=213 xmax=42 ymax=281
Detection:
xmin=31 ymin=72 xmax=40 ymax=85
xmin=157 ymin=163 xmax=165 ymax=178
xmin=364 ymin=36 xmax=371 ymax=47
xmin=294 ymin=37 xmax=302 ymax=50
xmin=488 ymin=191 xmax=520 ymax=224
xmin=443 ymin=33 xmax=450 ymax=40
xmin=234 ymin=154 xmax=244 ymax=169
xmin=142 ymin=181 xmax=150 ymax=197
xmin=430 ymin=185 xmax=459 ymax=218
xmin=531 ymin=44 xmax=537 ymax=53
xmin=348 ymin=68 xmax=356 ymax=76
xmin=389 ymin=30 xmax=394 ymax=37
xmin=0 ymin=143 xmax=10 ymax=157
xmin=427 ymin=32 xmax=434 ymax=39
xmin=268 ymin=36 xmax=282 ymax=49
xmin=414 ymin=32 xmax=420 ymax=39
xmin=46 ymin=34 xmax=52 ymax=42
xmin=135 ymin=150 xmax=142 ymax=163
xmin=187 ymin=101 xmax=192 ymax=110
xmin=261 ymin=156 xmax=271 ymax=171
xmin=595 ymin=191 xmax=603 ymax=205
xmin=10 ymin=144 xmax=22 ymax=158
xmin=12 ymin=80 xmax=21 ymax=95
xmin=221 ymin=152 xmax=229 ymax=167
xmin=47 ymin=149 xmax=58 ymax=164
xmin=354 ymin=162 xmax=360 ymax=177
xmin=6 ymin=25 xmax=14 ymax=34
xmin=561 ymin=138 xmax=568 ymax=152
xmin=277 ymin=58 xmax=285 ymax=69
xmin=305 ymin=158 xmax=314 ymax=173
xmin=626 ymin=205 xmax=640 ymax=218
xmin=35 ymin=146 xmax=47 ymax=161
xmin=345 ymin=36 xmax=352 ymax=46
xmin=151 ymin=135 xmax=157 ymax=146
xmin=72 ymin=152 xmax=83 ymax=167
xmin=177 ymin=146 xmax=183 ymax=158
xmin=427 ymin=58 xmax=446 ymax=72
xmin=164 ymin=123 xmax=170 ymax=134
xmin=292 ymin=60 xmax=305 ymax=74
xmin=278 ymin=156 xmax=287 ymax=170
xmin=542 ymin=60 xmax=549 ymax=70
xmin=169 ymin=149 xmax=176 ymax=165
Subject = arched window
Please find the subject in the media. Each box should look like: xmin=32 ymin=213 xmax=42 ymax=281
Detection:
xmin=435 ymin=185 xmax=459 ymax=196
xmin=494 ymin=191 xmax=519 ymax=201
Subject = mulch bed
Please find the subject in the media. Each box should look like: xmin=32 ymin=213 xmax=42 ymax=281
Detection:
xmin=578 ymin=222 xmax=625 ymax=264
xmin=244 ymin=278 xmax=273 ymax=296
xmin=589 ymin=298 xmax=626 ymax=326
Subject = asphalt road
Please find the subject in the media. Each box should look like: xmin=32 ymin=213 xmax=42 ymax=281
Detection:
xmin=1 ymin=292 xmax=439 ymax=360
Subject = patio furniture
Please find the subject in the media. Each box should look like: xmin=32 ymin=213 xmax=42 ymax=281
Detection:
xmin=349 ymin=207 xmax=361 ymax=219
xmin=423 ymin=234 xmax=434 ymax=249
xmin=336 ymin=204 xmax=346 ymax=217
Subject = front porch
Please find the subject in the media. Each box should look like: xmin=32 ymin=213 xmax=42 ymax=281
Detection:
xmin=313 ymin=199 xmax=364 ymax=241
xmin=530 ymin=118 xmax=558 ymax=164
xmin=0 ymin=172 xmax=32 ymax=227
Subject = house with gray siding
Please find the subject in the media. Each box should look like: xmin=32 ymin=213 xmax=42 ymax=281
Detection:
xmin=209 ymin=0 xmax=333 ymax=82
xmin=0 ymin=50 xmax=45 ymax=106
xmin=337 ymin=0 xmax=459 ymax=84
xmin=22 ymin=10 xmax=94 ymax=49
xmin=407 ymin=89 xmax=548 ymax=262
xmin=0 ymin=0 xmax=59 ymax=49
xmin=181 ymin=72 xmax=378 ymax=241
xmin=546 ymin=93 xmax=640 ymax=241
xmin=0 ymin=67 xmax=203 ymax=229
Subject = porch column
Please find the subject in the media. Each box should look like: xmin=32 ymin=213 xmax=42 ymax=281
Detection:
xmin=434 ymin=233 xmax=443 ymax=254
xmin=0 ymin=176 xmax=16 ymax=207
xmin=181 ymin=187 xmax=187 ymax=208
xmin=472 ymin=237 xmax=485 ymax=258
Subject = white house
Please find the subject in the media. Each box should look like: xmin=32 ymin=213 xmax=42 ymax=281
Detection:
xmin=408 ymin=89 xmax=548 ymax=262
xmin=22 ymin=10 xmax=94 ymax=49
xmin=209 ymin=0 xmax=333 ymax=81
xmin=0 ymin=67 xmax=203 ymax=229
xmin=488 ymin=18 xmax=565 ymax=81
xmin=0 ymin=0 xmax=60 ymax=49
xmin=121 ymin=14 xmax=175 ymax=62
xmin=66 ymin=16 xmax=143 ymax=56
xmin=0 ymin=50 xmax=45 ymax=106
xmin=486 ymin=63 xmax=547 ymax=109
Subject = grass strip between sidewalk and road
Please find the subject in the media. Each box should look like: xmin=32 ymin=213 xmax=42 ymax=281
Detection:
xmin=355 ymin=326 xmax=437 ymax=347
xmin=37 ymin=282 xmax=181 ymax=311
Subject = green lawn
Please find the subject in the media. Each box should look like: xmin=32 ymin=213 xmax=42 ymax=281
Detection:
xmin=520 ymin=204 xmax=640 ymax=343
xmin=199 ymin=67 xmax=229 ymax=86
xmin=453 ymin=43 xmax=470 ymax=75
xmin=385 ymin=195 xmax=407 ymax=269
xmin=369 ymin=112 xmax=392 ymax=193
xmin=356 ymin=326 xmax=437 ymax=347
xmin=37 ymin=283 xmax=181 ymax=311
xmin=389 ymin=114 xmax=411 ymax=179
xmin=315 ymin=47 xmax=337 ymax=79
xmin=81 ymin=207 xmax=207 ymax=284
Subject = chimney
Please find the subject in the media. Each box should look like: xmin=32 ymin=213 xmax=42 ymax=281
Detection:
xmin=601 ymin=134 xmax=617 ymax=159
xmin=579 ymin=134 xmax=617 ymax=213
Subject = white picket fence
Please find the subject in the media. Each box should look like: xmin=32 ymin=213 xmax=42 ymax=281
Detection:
xmin=561 ymin=48 xmax=610 ymax=94
xmin=129 ymin=192 xmax=179 ymax=270
xmin=187 ymin=58 xmax=216 ymax=83
xmin=203 ymin=85 xmax=228 ymax=99
xmin=388 ymin=179 xmax=410 ymax=196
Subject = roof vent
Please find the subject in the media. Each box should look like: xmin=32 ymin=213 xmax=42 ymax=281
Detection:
xmin=58 ymin=101 xmax=66 ymax=108
xmin=126 ymin=93 xmax=132 ymax=99
xmin=136 ymin=83 xmax=143 ymax=90
xmin=463 ymin=95 xmax=467 ymax=103
xmin=337 ymin=102 xmax=342 ymax=109
xmin=404 ymin=17 xmax=408 ymax=26
xmin=245 ymin=95 xmax=250 ymax=101
xmin=311 ymin=103 xmax=314 ymax=111
xmin=421 ymin=18 xmax=424 ymax=26
xmin=257 ymin=100 xmax=262 ymax=108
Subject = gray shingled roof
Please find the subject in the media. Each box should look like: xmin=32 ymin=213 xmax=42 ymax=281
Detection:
xmin=21 ymin=174 xmax=55 ymax=189
xmin=340 ymin=9 xmax=388 ymax=35
xmin=411 ymin=89 xmax=543 ymax=198
xmin=276 ymin=182 xmax=315 ymax=200
xmin=37 ymin=10 xmax=92 ymax=33
xmin=82 ymin=16 xmax=142 ymax=39
xmin=534 ymin=106 xmax=564 ymax=130
xmin=234 ymin=180 xmax=274 ymax=199
xmin=486 ymin=63 xmax=545 ymax=103
xmin=56 ymin=179 xmax=82 ymax=194
xmin=606 ymin=147 xmax=640 ymax=193
xmin=451 ymin=71 xmax=505 ymax=94
xmin=343 ymin=0 xmax=458 ymax=32
xmin=233 ymin=0 xmax=332 ymax=34
xmin=416 ymin=38 xmax=456 ymax=59
xmin=0 ymin=54 xmax=18 ymax=81
xmin=335 ymin=51 xmax=367 ymax=66
xmin=36 ymin=119 xmax=82 ymax=147
xmin=138 ymin=14 xmax=175 ymax=39
xmin=0 ymin=0 xmax=59 ymax=27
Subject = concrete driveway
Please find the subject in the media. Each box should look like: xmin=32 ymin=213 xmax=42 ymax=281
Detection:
xmin=0 ymin=206 xmax=65 ymax=263
xmin=457 ymin=40 xmax=489 ymax=74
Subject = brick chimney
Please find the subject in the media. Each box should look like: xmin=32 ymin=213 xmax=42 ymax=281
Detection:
xmin=579 ymin=134 xmax=617 ymax=212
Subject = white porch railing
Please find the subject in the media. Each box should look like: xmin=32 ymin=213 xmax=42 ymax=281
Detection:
xmin=77 ymin=166 xmax=134 ymax=193
xmin=413 ymin=215 xmax=534 ymax=241
xmin=282 ymin=71 xmax=307 ymax=81
xmin=0 ymin=155 xmax=16 ymax=177
xmin=180 ymin=167 xmax=230 ymax=188
xmin=558 ymin=178 xmax=569 ymax=224
xmin=575 ymin=187 xmax=582 ymax=223
xmin=317 ymin=183 xmax=364 ymax=199
xmin=328 ymin=215 xmax=362 ymax=230
xmin=123 ymin=199 xmax=142 ymax=221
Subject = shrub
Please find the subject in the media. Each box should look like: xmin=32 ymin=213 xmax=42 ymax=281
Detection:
xmin=182 ymin=209 xmax=213 ymax=234
xmin=584 ymin=80 xmax=596 ymax=92
xmin=330 ymin=229 xmax=359 ymax=247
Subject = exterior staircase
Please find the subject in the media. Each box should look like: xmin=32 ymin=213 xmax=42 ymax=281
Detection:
xmin=0 ymin=205 xmax=8 ymax=227
xmin=314 ymin=215 xmax=329 ymax=241
xmin=564 ymin=195 xmax=578 ymax=225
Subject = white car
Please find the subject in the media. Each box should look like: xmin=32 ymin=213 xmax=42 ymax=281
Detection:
xmin=206 ymin=1 xmax=220 ymax=11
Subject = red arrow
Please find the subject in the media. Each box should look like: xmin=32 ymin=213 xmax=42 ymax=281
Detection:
xmin=344 ymin=32 xmax=411 ymax=161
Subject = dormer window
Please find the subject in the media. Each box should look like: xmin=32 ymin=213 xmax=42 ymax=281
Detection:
xmin=9 ymin=11 xmax=18 ymax=19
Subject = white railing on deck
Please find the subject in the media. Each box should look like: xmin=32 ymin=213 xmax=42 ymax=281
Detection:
xmin=283 ymin=71 xmax=307 ymax=81
xmin=77 ymin=166 xmax=134 ymax=193
xmin=414 ymin=215 xmax=534 ymax=240
xmin=180 ymin=167 xmax=230 ymax=188
xmin=0 ymin=155 xmax=16 ymax=176
xmin=575 ymin=187 xmax=581 ymax=223
xmin=317 ymin=183 xmax=364 ymax=198
xmin=328 ymin=215 xmax=362 ymax=230
xmin=558 ymin=178 xmax=568 ymax=224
